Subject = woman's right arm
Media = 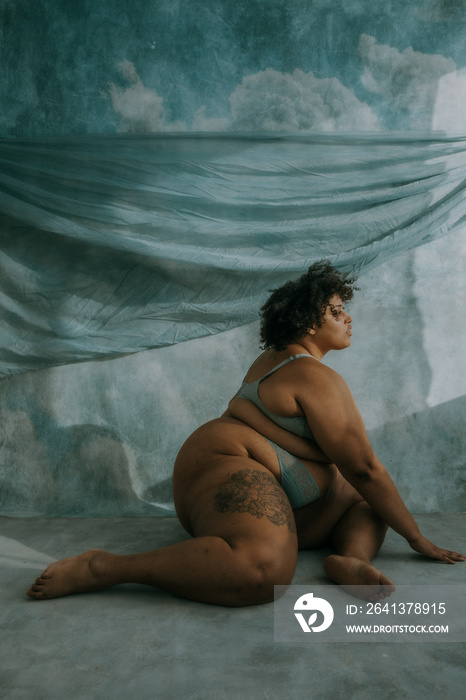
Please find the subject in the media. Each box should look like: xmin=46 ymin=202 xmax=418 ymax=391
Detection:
xmin=299 ymin=366 xmax=465 ymax=563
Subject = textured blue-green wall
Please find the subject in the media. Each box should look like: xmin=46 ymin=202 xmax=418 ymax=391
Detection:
xmin=0 ymin=0 xmax=465 ymax=515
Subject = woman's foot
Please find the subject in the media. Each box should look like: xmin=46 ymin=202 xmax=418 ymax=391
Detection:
xmin=26 ymin=549 xmax=115 ymax=600
xmin=324 ymin=554 xmax=396 ymax=601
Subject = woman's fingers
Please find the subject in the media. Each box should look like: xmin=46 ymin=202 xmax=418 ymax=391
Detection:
xmin=443 ymin=550 xmax=466 ymax=562
xmin=409 ymin=536 xmax=466 ymax=563
xmin=430 ymin=547 xmax=465 ymax=564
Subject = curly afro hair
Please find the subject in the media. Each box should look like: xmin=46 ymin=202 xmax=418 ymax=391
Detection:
xmin=259 ymin=260 xmax=358 ymax=351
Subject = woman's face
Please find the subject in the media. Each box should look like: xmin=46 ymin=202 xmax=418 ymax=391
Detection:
xmin=311 ymin=294 xmax=352 ymax=352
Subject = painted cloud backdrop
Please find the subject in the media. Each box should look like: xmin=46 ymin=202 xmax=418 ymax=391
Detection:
xmin=2 ymin=0 xmax=466 ymax=137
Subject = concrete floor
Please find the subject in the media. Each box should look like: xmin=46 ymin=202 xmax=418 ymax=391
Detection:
xmin=1 ymin=513 xmax=465 ymax=700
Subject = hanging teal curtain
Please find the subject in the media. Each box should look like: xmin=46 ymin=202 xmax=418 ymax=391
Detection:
xmin=1 ymin=132 xmax=466 ymax=377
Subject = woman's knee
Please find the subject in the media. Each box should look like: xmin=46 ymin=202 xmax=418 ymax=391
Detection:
xmin=231 ymin=540 xmax=297 ymax=606
xmin=352 ymin=501 xmax=389 ymax=532
xmin=331 ymin=466 xmax=364 ymax=506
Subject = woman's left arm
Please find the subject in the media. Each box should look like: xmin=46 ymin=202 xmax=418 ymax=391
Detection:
xmin=224 ymin=396 xmax=331 ymax=462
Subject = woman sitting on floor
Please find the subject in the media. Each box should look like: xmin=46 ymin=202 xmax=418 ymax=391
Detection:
xmin=27 ymin=261 xmax=465 ymax=605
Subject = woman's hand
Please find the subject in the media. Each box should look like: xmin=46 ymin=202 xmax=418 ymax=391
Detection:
xmin=408 ymin=534 xmax=466 ymax=564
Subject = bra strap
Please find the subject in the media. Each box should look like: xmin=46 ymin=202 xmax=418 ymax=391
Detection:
xmin=259 ymin=353 xmax=316 ymax=382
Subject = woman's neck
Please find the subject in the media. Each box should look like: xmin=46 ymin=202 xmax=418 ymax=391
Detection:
xmin=289 ymin=339 xmax=326 ymax=361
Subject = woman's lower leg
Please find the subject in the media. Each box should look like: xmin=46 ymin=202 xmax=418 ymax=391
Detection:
xmin=330 ymin=501 xmax=388 ymax=562
xmin=323 ymin=502 xmax=395 ymax=600
xmin=27 ymin=534 xmax=296 ymax=607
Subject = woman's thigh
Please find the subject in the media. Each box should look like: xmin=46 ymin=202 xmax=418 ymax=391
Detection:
xmin=174 ymin=454 xmax=299 ymax=584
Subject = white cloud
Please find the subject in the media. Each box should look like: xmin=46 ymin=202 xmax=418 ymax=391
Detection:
xmin=432 ymin=68 xmax=466 ymax=133
xmin=228 ymin=67 xmax=379 ymax=132
xmin=109 ymin=61 xmax=379 ymax=133
xmin=108 ymin=60 xmax=187 ymax=132
xmin=110 ymin=44 xmax=466 ymax=135
xmin=357 ymin=34 xmax=456 ymax=129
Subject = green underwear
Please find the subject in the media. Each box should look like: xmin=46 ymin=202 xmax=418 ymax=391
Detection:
xmin=265 ymin=438 xmax=320 ymax=509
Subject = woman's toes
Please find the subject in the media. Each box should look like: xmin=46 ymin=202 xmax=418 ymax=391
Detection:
xmin=26 ymin=588 xmax=43 ymax=598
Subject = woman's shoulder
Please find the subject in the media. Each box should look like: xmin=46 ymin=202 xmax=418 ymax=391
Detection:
xmin=291 ymin=355 xmax=351 ymax=395
xmin=245 ymin=348 xmax=349 ymax=391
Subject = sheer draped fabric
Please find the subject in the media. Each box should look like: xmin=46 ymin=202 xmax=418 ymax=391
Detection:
xmin=1 ymin=132 xmax=466 ymax=376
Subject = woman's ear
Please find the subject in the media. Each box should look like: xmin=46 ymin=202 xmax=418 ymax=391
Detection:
xmin=307 ymin=328 xmax=316 ymax=336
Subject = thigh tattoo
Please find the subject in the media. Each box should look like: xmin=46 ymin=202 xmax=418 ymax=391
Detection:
xmin=214 ymin=469 xmax=296 ymax=534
